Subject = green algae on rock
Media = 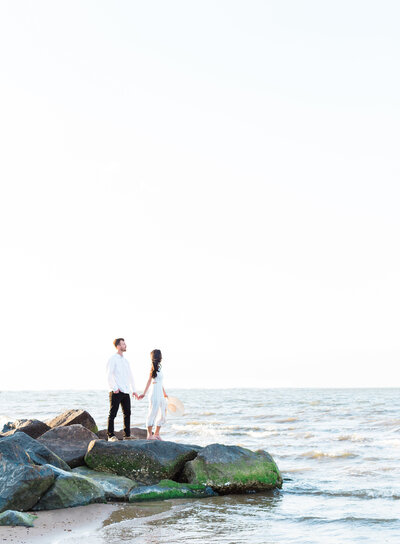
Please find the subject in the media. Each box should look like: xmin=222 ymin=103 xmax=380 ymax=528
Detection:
xmin=84 ymin=440 xmax=199 ymax=484
xmin=32 ymin=466 xmax=106 ymax=510
xmin=129 ymin=479 xmax=217 ymax=502
xmin=182 ymin=444 xmax=282 ymax=494
xmin=0 ymin=510 xmax=38 ymax=527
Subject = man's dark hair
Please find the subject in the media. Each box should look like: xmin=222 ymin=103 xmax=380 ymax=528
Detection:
xmin=114 ymin=338 xmax=124 ymax=348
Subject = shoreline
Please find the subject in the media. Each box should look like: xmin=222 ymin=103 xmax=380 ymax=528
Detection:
xmin=0 ymin=503 xmax=120 ymax=544
xmin=0 ymin=501 xmax=177 ymax=543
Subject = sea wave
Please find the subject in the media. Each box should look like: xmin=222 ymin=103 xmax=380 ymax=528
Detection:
xmin=299 ymin=450 xmax=358 ymax=460
xmin=337 ymin=434 xmax=369 ymax=443
xmin=294 ymin=515 xmax=400 ymax=524
xmin=285 ymin=486 xmax=400 ymax=500
xmin=0 ymin=414 xmax=10 ymax=430
xmin=246 ymin=430 xmax=279 ymax=438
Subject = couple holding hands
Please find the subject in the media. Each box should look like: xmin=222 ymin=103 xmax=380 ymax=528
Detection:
xmin=106 ymin=338 xmax=167 ymax=441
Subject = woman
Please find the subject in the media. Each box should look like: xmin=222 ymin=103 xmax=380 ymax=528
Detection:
xmin=140 ymin=349 xmax=168 ymax=440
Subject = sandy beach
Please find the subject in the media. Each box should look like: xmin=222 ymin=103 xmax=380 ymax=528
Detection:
xmin=0 ymin=503 xmax=119 ymax=544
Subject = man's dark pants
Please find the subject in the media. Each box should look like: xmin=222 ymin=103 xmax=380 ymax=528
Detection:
xmin=107 ymin=391 xmax=131 ymax=438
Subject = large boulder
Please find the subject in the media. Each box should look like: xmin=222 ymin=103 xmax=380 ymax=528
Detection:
xmin=0 ymin=463 xmax=55 ymax=513
xmin=32 ymin=466 xmax=106 ymax=510
xmin=46 ymin=409 xmax=98 ymax=433
xmin=96 ymin=427 xmax=147 ymax=440
xmin=1 ymin=419 xmax=50 ymax=439
xmin=0 ymin=510 xmax=38 ymax=527
xmin=73 ymin=466 xmax=137 ymax=501
xmin=182 ymin=444 xmax=282 ymax=494
xmin=85 ymin=440 xmax=199 ymax=484
xmin=0 ymin=433 xmax=70 ymax=512
xmin=0 ymin=432 xmax=70 ymax=471
xmin=38 ymin=424 xmax=98 ymax=468
xmin=128 ymin=479 xmax=216 ymax=502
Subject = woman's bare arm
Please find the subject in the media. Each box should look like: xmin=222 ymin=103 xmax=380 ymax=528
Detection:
xmin=140 ymin=371 xmax=153 ymax=398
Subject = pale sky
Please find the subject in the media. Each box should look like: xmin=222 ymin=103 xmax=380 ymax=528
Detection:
xmin=1 ymin=1 xmax=399 ymax=390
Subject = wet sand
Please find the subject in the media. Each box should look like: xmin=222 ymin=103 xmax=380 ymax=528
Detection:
xmin=0 ymin=503 xmax=119 ymax=544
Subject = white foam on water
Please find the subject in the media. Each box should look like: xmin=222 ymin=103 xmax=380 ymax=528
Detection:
xmin=0 ymin=414 xmax=10 ymax=429
xmin=300 ymin=450 xmax=358 ymax=460
xmin=337 ymin=434 xmax=369 ymax=442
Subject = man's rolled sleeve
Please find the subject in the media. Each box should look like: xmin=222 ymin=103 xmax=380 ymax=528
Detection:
xmin=107 ymin=358 xmax=118 ymax=392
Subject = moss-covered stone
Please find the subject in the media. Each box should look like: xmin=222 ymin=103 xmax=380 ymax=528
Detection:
xmin=0 ymin=510 xmax=38 ymax=527
xmin=32 ymin=466 xmax=106 ymax=510
xmin=84 ymin=440 xmax=199 ymax=484
xmin=128 ymin=479 xmax=216 ymax=502
xmin=182 ymin=444 xmax=282 ymax=494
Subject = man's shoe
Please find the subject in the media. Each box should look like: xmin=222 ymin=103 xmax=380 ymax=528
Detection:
xmin=123 ymin=436 xmax=133 ymax=440
xmin=108 ymin=435 xmax=119 ymax=442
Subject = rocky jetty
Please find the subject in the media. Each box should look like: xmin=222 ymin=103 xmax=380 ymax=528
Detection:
xmin=0 ymin=408 xmax=282 ymax=528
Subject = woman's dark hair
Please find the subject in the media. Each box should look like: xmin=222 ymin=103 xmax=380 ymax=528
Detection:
xmin=151 ymin=349 xmax=162 ymax=378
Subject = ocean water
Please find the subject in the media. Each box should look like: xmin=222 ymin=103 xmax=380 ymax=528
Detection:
xmin=1 ymin=388 xmax=399 ymax=543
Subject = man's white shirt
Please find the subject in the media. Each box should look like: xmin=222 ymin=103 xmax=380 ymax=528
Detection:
xmin=106 ymin=354 xmax=136 ymax=394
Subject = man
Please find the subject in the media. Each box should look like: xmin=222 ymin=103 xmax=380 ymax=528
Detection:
xmin=106 ymin=338 xmax=138 ymax=441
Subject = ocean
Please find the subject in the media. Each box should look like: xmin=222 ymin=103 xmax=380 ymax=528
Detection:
xmin=1 ymin=388 xmax=399 ymax=543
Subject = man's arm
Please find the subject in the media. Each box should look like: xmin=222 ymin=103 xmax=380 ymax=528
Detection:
xmin=106 ymin=358 xmax=119 ymax=392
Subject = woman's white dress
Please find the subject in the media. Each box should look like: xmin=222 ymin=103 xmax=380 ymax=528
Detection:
xmin=146 ymin=368 xmax=167 ymax=427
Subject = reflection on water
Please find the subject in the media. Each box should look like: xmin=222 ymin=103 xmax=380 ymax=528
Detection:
xmin=100 ymin=493 xmax=281 ymax=544
xmin=103 ymin=502 xmax=172 ymax=526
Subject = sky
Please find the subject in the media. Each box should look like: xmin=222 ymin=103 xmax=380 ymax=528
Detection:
xmin=1 ymin=1 xmax=399 ymax=390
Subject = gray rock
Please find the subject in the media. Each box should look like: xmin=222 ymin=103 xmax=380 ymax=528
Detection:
xmin=182 ymin=443 xmax=282 ymax=494
xmin=33 ymin=466 xmax=106 ymax=510
xmin=0 ymin=433 xmax=70 ymax=512
xmin=0 ymin=419 xmax=50 ymax=439
xmin=85 ymin=439 xmax=199 ymax=484
xmin=0 ymin=432 xmax=70 ymax=471
xmin=0 ymin=463 xmax=55 ymax=513
xmin=96 ymin=427 xmax=147 ymax=440
xmin=46 ymin=409 xmax=98 ymax=433
xmin=38 ymin=424 xmax=98 ymax=468
xmin=73 ymin=466 xmax=137 ymax=500
xmin=0 ymin=510 xmax=38 ymax=527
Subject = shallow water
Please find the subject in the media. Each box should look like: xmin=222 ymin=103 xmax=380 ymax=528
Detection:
xmin=1 ymin=388 xmax=399 ymax=543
